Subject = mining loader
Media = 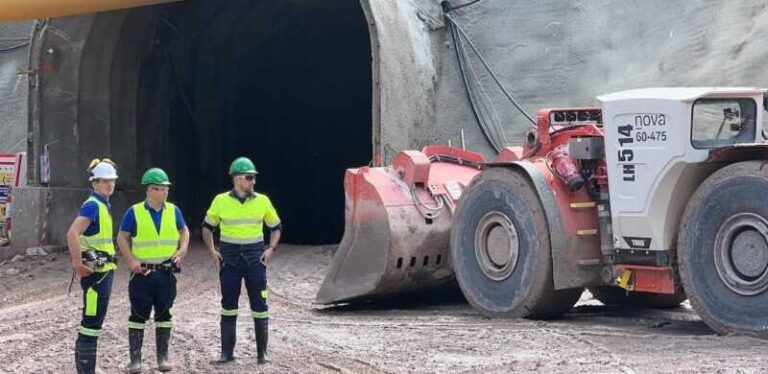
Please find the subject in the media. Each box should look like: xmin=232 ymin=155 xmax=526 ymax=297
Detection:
xmin=318 ymin=87 xmax=768 ymax=337
xmin=316 ymin=145 xmax=486 ymax=303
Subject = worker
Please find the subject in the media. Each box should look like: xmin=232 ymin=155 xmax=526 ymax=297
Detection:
xmin=202 ymin=157 xmax=282 ymax=365
xmin=116 ymin=167 xmax=189 ymax=373
xmin=66 ymin=158 xmax=119 ymax=374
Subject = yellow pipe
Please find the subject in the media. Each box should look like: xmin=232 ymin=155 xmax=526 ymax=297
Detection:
xmin=0 ymin=0 xmax=182 ymax=21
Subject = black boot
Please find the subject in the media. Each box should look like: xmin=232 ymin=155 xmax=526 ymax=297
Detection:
xmin=255 ymin=318 xmax=269 ymax=365
xmin=156 ymin=328 xmax=173 ymax=372
xmin=126 ymin=329 xmax=144 ymax=373
xmin=214 ymin=318 xmax=236 ymax=364
xmin=75 ymin=335 xmax=98 ymax=374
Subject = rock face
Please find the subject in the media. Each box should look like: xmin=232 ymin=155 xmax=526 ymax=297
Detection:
xmin=4 ymin=0 xmax=768 ymax=249
xmin=0 ymin=21 xmax=32 ymax=154
xmin=365 ymin=0 xmax=768 ymax=161
xmin=429 ymin=0 xmax=768 ymax=156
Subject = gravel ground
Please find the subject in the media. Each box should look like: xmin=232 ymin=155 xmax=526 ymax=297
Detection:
xmin=0 ymin=243 xmax=766 ymax=373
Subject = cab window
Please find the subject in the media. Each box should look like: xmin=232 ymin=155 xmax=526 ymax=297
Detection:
xmin=692 ymin=98 xmax=756 ymax=148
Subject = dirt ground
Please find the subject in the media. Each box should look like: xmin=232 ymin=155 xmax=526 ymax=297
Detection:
xmin=1 ymin=243 xmax=767 ymax=373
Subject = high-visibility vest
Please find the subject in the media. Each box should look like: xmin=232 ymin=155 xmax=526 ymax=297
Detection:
xmin=131 ymin=202 xmax=180 ymax=263
xmin=205 ymin=192 xmax=280 ymax=245
xmin=78 ymin=195 xmax=116 ymax=272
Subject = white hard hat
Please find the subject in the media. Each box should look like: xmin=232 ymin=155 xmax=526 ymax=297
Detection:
xmin=88 ymin=159 xmax=118 ymax=181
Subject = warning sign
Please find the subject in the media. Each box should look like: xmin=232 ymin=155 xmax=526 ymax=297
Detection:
xmin=0 ymin=153 xmax=26 ymax=240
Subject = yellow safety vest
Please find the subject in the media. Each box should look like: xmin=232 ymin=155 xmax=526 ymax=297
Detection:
xmin=78 ymin=195 xmax=116 ymax=272
xmin=204 ymin=192 xmax=280 ymax=245
xmin=131 ymin=202 xmax=180 ymax=264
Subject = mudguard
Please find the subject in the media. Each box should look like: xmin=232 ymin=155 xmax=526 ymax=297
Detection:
xmin=487 ymin=160 xmax=603 ymax=290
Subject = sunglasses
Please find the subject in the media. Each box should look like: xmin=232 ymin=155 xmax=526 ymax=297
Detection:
xmin=240 ymin=175 xmax=255 ymax=182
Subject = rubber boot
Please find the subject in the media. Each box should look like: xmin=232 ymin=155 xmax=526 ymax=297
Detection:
xmin=156 ymin=328 xmax=173 ymax=372
xmin=126 ymin=329 xmax=144 ymax=373
xmin=255 ymin=318 xmax=269 ymax=365
xmin=75 ymin=335 xmax=98 ymax=374
xmin=214 ymin=318 xmax=236 ymax=364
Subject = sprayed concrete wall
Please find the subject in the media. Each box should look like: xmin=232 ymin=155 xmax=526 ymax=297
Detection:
xmin=5 ymin=0 xmax=768 ymax=253
xmin=433 ymin=0 xmax=768 ymax=157
xmin=362 ymin=0 xmax=447 ymax=162
xmin=365 ymin=0 xmax=768 ymax=161
xmin=0 ymin=21 xmax=32 ymax=153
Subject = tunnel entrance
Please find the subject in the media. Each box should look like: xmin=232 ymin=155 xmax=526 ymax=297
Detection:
xmin=130 ymin=1 xmax=372 ymax=244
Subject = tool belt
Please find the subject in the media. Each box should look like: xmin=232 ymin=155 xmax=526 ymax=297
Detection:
xmin=141 ymin=259 xmax=181 ymax=273
xmin=82 ymin=250 xmax=116 ymax=269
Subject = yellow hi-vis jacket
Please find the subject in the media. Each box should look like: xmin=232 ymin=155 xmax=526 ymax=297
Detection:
xmin=131 ymin=202 xmax=180 ymax=263
xmin=204 ymin=191 xmax=280 ymax=244
xmin=78 ymin=196 xmax=117 ymax=272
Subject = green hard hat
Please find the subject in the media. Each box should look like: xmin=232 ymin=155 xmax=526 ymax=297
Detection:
xmin=141 ymin=167 xmax=172 ymax=185
xmin=229 ymin=157 xmax=258 ymax=175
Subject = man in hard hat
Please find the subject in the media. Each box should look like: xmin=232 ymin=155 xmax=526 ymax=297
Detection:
xmin=202 ymin=157 xmax=282 ymax=365
xmin=65 ymin=158 xmax=119 ymax=374
xmin=116 ymin=167 xmax=189 ymax=373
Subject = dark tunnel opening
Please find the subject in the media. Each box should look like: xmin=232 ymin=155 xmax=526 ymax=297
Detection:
xmin=132 ymin=1 xmax=372 ymax=244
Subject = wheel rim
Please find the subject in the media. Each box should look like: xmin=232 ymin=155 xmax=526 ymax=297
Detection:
xmin=474 ymin=211 xmax=519 ymax=281
xmin=714 ymin=213 xmax=768 ymax=296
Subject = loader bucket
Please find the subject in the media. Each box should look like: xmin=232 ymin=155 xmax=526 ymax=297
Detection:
xmin=315 ymin=146 xmax=484 ymax=304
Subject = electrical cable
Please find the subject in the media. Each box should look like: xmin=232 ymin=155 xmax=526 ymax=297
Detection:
xmin=456 ymin=26 xmax=508 ymax=148
xmin=445 ymin=13 xmax=536 ymax=126
xmin=411 ymin=186 xmax=444 ymax=219
xmin=448 ymin=19 xmax=503 ymax=152
xmin=0 ymin=42 xmax=30 ymax=53
xmin=442 ymin=0 xmax=484 ymax=13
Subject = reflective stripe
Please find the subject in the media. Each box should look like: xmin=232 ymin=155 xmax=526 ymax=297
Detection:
xmin=220 ymin=236 xmax=263 ymax=245
xmin=208 ymin=192 xmax=280 ymax=243
xmin=80 ymin=237 xmax=113 ymax=246
xmin=85 ymin=288 xmax=98 ymax=316
xmin=137 ymin=256 xmax=173 ymax=264
xmin=131 ymin=202 xmax=179 ymax=261
xmin=79 ymin=196 xmax=115 ymax=255
xmin=128 ymin=321 xmax=145 ymax=330
xmin=132 ymin=239 xmax=179 ymax=248
xmin=252 ymin=311 xmax=269 ymax=319
xmin=221 ymin=218 xmax=262 ymax=225
xmin=204 ymin=215 xmax=219 ymax=226
xmin=261 ymin=290 xmax=269 ymax=299
xmin=156 ymin=321 xmax=173 ymax=329
xmin=79 ymin=327 xmax=101 ymax=337
xmin=79 ymin=236 xmax=115 ymax=252
xmin=221 ymin=308 xmax=238 ymax=316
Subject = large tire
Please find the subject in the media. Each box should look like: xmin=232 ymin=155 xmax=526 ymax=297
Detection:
xmin=679 ymin=161 xmax=768 ymax=337
xmin=450 ymin=167 xmax=582 ymax=319
xmin=588 ymin=286 xmax=686 ymax=309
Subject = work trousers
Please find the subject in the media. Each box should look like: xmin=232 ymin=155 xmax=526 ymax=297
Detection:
xmin=128 ymin=270 xmax=177 ymax=330
xmin=78 ymin=270 xmax=114 ymax=339
xmin=219 ymin=242 xmax=268 ymax=321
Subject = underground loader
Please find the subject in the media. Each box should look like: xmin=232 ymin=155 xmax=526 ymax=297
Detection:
xmin=315 ymin=145 xmax=486 ymax=303
xmin=318 ymin=87 xmax=768 ymax=337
